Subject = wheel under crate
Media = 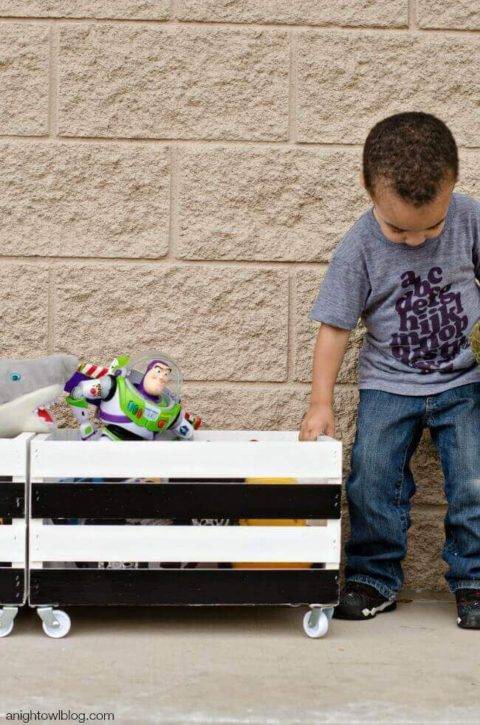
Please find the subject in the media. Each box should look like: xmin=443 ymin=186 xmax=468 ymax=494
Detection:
xmin=29 ymin=430 xmax=342 ymax=638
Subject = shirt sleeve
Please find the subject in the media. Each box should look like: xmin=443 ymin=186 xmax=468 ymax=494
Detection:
xmin=471 ymin=199 xmax=480 ymax=281
xmin=309 ymin=254 xmax=371 ymax=331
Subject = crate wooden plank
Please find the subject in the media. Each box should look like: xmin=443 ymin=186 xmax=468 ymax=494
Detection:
xmin=0 ymin=483 xmax=25 ymax=518
xmin=0 ymin=522 xmax=25 ymax=562
xmin=31 ymin=483 xmax=341 ymax=519
xmin=30 ymin=431 xmax=342 ymax=480
xmin=0 ymin=569 xmax=24 ymax=605
xmin=29 ymin=568 xmax=339 ymax=606
xmin=30 ymin=520 xmax=340 ymax=563
xmin=0 ymin=433 xmax=33 ymax=478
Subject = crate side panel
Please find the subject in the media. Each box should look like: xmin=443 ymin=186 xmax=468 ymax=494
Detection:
xmin=31 ymin=482 xmax=341 ymax=519
xmin=0 ymin=524 xmax=25 ymax=562
xmin=0 ymin=435 xmax=30 ymax=478
xmin=0 ymin=483 xmax=25 ymax=518
xmin=0 ymin=569 xmax=24 ymax=606
xmin=29 ymin=568 xmax=339 ymax=606
xmin=30 ymin=438 xmax=342 ymax=479
xmin=30 ymin=521 xmax=341 ymax=563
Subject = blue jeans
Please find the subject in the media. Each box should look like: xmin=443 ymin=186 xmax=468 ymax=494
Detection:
xmin=345 ymin=383 xmax=480 ymax=599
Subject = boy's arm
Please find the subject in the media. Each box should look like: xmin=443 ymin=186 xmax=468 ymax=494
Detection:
xmin=299 ymin=323 xmax=350 ymax=441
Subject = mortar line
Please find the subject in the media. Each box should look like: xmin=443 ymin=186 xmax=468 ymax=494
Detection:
xmin=0 ymin=255 xmax=332 ymax=271
xmin=0 ymin=135 xmax=364 ymax=151
xmin=419 ymin=25 xmax=480 ymax=35
xmin=408 ymin=0 xmax=418 ymax=31
xmin=46 ymin=268 xmax=54 ymax=354
xmin=412 ymin=503 xmax=448 ymax=513
xmin=47 ymin=22 xmax=58 ymax=137
xmin=182 ymin=380 xmax=357 ymax=391
xmin=183 ymin=379 xmax=322 ymax=389
xmin=1 ymin=16 xmax=480 ymax=37
xmin=46 ymin=24 xmax=53 ymax=135
xmin=287 ymin=29 xmax=297 ymax=143
xmin=0 ymin=135 xmax=292 ymax=147
xmin=4 ymin=135 xmax=480 ymax=153
xmin=286 ymin=273 xmax=296 ymax=382
xmin=168 ymin=145 xmax=179 ymax=260
xmin=0 ymin=16 xmax=410 ymax=31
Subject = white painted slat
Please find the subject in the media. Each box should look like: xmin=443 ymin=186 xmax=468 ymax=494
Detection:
xmin=0 ymin=524 xmax=25 ymax=563
xmin=30 ymin=430 xmax=342 ymax=479
xmin=0 ymin=433 xmax=33 ymax=477
xmin=30 ymin=521 xmax=341 ymax=564
xmin=0 ymin=436 xmax=28 ymax=567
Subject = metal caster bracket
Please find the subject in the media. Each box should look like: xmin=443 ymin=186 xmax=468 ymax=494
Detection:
xmin=37 ymin=607 xmax=60 ymax=629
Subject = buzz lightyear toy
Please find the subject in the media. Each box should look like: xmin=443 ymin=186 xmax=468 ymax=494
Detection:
xmin=64 ymin=351 xmax=201 ymax=441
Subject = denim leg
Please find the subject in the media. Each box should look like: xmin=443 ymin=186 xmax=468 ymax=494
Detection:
xmin=345 ymin=389 xmax=424 ymax=599
xmin=428 ymin=383 xmax=480 ymax=592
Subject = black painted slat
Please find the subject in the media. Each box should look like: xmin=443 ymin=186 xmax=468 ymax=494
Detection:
xmin=32 ymin=483 xmax=341 ymax=519
xmin=0 ymin=483 xmax=25 ymax=518
xmin=0 ymin=569 xmax=24 ymax=605
xmin=29 ymin=568 xmax=339 ymax=606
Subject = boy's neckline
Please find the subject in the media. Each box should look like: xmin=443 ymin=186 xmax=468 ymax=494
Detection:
xmin=366 ymin=193 xmax=457 ymax=250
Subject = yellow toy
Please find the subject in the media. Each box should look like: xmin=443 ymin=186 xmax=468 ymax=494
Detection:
xmin=234 ymin=477 xmax=311 ymax=570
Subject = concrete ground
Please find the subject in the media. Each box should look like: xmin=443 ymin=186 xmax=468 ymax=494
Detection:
xmin=1 ymin=595 xmax=479 ymax=724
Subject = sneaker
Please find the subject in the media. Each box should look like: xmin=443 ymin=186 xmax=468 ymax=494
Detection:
xmin=333 ymin=581 xmax=397 ymax=620
xmin=456 ymin=589 xmax=480 ymax=629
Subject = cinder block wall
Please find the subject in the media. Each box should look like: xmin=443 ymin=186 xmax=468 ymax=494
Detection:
xmin=1 ymin=1 xmax=478 ymax=591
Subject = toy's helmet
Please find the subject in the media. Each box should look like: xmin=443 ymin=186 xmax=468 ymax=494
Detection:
xmin=126 ymin=350 xmax=182 ymax=402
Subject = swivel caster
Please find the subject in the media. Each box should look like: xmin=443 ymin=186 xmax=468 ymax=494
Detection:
xmin=0 ymin=607 xmax=18 ymax=638
xmin=37 ymin=607 xmax=71 ymax=639
xmin=303 ymin=608 xmax=329 ymax=638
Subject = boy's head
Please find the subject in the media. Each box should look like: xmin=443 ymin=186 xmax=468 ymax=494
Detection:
xmin=362 ymin=112 xmax=458 ymax=247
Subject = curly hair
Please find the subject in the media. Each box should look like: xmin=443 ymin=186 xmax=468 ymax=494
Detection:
xmin=363 ymin=112 xmax=458 ymax=207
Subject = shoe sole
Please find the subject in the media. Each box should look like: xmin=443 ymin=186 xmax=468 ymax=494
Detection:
xmin=333 ymin=600 xmax=397 ymax=621
xmin=457 ymin=615 xmax=480 ymax=629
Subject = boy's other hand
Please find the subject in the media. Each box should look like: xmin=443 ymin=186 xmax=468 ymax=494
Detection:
xmin=299 ymin=403 xmax=335 ymax=440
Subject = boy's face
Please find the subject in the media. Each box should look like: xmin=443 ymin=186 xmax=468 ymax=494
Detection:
xmin=367 ymin=177 xmax=455 ymax=247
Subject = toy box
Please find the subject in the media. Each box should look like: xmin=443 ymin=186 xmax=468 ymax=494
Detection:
xmin=29 ymin=430 xmax=342 ymax=639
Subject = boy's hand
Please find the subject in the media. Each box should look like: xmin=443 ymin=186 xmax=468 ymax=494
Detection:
xmin=299 ymin=403 xmax=335 ymax=440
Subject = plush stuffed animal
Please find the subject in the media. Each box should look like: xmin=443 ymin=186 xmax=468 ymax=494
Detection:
xmin=0 ymin=354 xmax=78 ymax=437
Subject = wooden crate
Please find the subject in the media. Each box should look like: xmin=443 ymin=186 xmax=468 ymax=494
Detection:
xmin=29 ymin=430 xmax=342 ymax=637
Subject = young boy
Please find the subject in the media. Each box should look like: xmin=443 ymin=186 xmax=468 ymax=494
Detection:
xmin=300 ymin=112 xmax=480 ymax=629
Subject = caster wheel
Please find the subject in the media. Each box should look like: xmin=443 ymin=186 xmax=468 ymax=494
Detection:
xmin=42 ymin=610 xmax=71 ymax=639
xmin=303 ymin=609 xmax=329 ymax=639
xmin=0 ymin=621 xmax=14 ymax=638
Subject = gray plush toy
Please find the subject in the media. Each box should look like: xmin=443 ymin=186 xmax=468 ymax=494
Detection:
xmin=0 ymin=354 xmax=78 ymax=437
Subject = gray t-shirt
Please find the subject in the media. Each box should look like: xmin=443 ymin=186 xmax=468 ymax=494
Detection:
xmin=310 ymin=192 xmax=480 ymax=395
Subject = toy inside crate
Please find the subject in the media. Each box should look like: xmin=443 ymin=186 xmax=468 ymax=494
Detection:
xmin=29 ymin=430 xmax=342 ymax=638
xmin=0 ymin=433 xmax=31 ymax=637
